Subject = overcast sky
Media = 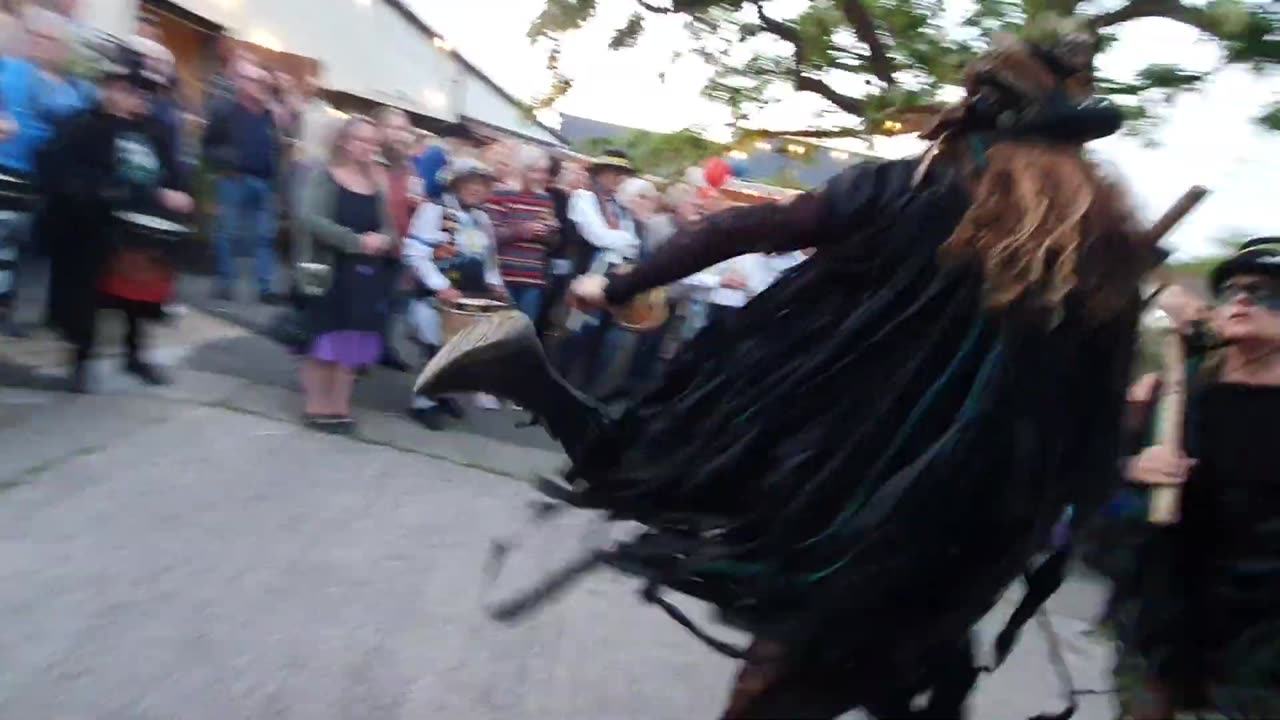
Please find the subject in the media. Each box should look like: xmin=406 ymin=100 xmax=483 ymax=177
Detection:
xmin=417 ymin=0 xmax=1280 ymax=258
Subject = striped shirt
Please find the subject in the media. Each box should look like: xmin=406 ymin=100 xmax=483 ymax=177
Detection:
xmin=487 ymin=188 xmax=558 ymax=287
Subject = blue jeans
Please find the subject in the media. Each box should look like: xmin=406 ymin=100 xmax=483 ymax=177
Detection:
xmin=213 ymin=175 xmax=278 ymax=294
xmin=508 ymin=285 xmax=545 ymax=323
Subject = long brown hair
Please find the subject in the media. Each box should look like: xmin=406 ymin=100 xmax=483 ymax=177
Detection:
xmin=925 ymin=36 xmax=1145 ymax=325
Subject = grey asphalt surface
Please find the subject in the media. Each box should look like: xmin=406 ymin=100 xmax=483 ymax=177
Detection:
xmin=0 ymin=279 xmax=1124 ymax=719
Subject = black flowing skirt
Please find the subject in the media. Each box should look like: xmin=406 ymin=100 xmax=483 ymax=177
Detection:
xmin=560 ymin=232 xmax=1133 ymax=684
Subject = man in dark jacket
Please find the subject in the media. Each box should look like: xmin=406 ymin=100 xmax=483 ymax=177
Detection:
xmin=202 ymin=60 xmax=282 ymax=303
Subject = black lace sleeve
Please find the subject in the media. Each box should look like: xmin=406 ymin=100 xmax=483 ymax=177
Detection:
xmin=603 ymin=158 xmax=919 ymax=305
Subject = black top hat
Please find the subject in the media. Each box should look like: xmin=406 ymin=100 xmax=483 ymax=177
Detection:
xmin=1210 ymin=237 xmax=1280 ymax=291
xmin=589 ymin=149 xmax=635 ymax=175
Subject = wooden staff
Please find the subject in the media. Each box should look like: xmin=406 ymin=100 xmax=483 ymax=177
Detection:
xmin=1148 ymin=319 xmax=1187 ymax=525
xmin=1142 ymin=186 xmax=1209 ymax=525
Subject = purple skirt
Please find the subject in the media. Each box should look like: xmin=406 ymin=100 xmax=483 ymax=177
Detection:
xmin=309 ymin=331 xmax=383 ymax=369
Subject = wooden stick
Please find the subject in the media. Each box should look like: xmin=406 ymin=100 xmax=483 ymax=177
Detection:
xmin=1143 ymin=185 xmax=1210 ymax=526
xmin=1145 ymin=186 xmax=1209 ymax=247
xmin=1148 ymin=330 xmax=1187 ymax=525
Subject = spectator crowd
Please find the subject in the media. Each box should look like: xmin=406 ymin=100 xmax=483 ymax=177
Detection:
xmin=0 ymin=0 xmax=808 ymax=434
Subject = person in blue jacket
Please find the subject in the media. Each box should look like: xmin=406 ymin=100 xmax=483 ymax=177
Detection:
xmin=0 ymin=7 xmax=90 ymax=336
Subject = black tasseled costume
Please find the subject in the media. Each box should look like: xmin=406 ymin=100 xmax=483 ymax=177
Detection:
xmin=429 ymin=155 xmax=1140 ymax=716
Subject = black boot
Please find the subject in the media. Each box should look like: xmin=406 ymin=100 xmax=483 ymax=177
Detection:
xmin=68 ymin=360 xmax=90 ymax=394
xmin=414 ymin=310 xmax=608 ymax=463
xmin=126 ymin=358 xmax=170 ymax=386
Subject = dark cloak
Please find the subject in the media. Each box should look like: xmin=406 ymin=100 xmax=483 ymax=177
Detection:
xmin=527 ymin=155 xmax=1142 ymax=695
xmin=37 ymin=104 xmax=181 ymax=347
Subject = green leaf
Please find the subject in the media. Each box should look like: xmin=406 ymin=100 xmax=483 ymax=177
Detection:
xmin=609 ymin=13 xmax=646 ymax=50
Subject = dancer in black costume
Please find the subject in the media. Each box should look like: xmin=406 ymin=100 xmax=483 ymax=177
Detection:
xmin=417 ymin=30 xmax=1152 ymax=719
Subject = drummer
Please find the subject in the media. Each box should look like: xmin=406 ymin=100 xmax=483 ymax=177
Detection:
xmin=403 ymin=158 xmax=509 ymax=429
xmin=40 ymin=35 xmax=193 ymax=393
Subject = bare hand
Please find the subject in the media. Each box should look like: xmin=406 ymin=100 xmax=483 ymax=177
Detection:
xmin=490 ymin=285 xmax=512 ymax=303
xmin=720 ymin=272 xmax=749 ymax=291
xmin=569 ymin=274 xmax=609 ymax=310
xmin=157 ymin=189 xmax=194 ymax=214
xmin=360 ymin=232 xmax=391 ymax=255
xmin=433 ymin=244 xmax=458 ymax=260
xmin=436 ymin=287 xmax=462 ymax=303
xmin=1126 ymin=445 xmax=1197 ymax=486
xmin=1156 ymin=284 xmax=1208 ymax=332
xmin=1127 ymin=373 xmax=1160 ymax=404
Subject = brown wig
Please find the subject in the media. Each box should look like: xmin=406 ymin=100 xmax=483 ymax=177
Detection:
xmin=923 ymin=33 xmax=1146 ymax=326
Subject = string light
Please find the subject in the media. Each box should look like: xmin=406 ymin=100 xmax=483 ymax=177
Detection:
xmin=247 ymin=29 xmax=282 ymax=52
xmin=727 ymin=150 xmax=749 ymax=160
xmin=753 ymin=141 xmax=771 ymax=150
xmin=882 ymin=120 xmax=904 ymax=133
xmin=786 ymin=143 xmax=806 ymax=155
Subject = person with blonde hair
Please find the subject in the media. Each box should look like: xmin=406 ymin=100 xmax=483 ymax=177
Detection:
xmin=294 ymin=115 xmax=397 ymax=432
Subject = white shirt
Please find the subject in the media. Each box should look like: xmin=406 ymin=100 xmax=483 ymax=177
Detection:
xmin=567 ymin=189 xmax=640 ymax=269
xmin=403 ymin=199 xmax=503 ymax=293
xmin=682 ymin=252 xmax=806 ymax=307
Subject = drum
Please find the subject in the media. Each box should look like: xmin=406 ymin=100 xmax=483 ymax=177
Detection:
xmin=0 ymin=172 xmax=37 ymax=214
xmin=610 ymin=264 xmax=670 ymax=333
xmin=437 ymin=296 xmax=511 ymax=345
xmin=100 ymin=212 xmax=192 ymax=304
xmin=113 ymin=211 xmax=192 ymax=252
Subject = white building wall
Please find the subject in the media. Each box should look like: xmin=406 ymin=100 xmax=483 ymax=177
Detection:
xmin=83 ymin=0 xmax=559 ymax=144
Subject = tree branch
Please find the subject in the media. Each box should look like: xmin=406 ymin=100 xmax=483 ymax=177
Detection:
xmin=749 ymin=3 xmax=868 ymax=115
xmin=837 ymin=0 xmax=897 ymax=86
xmin=796 ymin=74 xmax=867 ymax=115
xmin=752 ymin=3 xmax=802 ymax=45
xmin=636 ymin=0 xmax=674 ymax=13
xmin=743 ymin=127 xmax=865 ymax=139
xmin=1090 ymin=0 xmax=1214 ymax=33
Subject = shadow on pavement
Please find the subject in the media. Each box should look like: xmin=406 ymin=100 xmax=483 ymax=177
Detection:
xmin=181 ymin=333 xmax=560 ymax=453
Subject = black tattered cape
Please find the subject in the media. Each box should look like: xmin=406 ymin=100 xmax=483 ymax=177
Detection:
xmin=517 ymin=158 xmax=1139 ymax=700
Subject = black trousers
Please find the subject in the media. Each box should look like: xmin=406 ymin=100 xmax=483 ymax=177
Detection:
xmin=74 ymin=301 xmax=148 ymax=367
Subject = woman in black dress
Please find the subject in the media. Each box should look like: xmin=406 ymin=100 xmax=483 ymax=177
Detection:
xmin=418 ymin=31 xmax=1151 ymax=719
xmin=295 ymin=115 xmax=397 ymax=432
xmin=1108 ymin=238 xmax=1280 ymax=719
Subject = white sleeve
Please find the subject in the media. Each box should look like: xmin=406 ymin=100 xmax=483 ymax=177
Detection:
xmin=483 ymin=226 xmax=505 ymax=288
xmin=742 ymin=254 xmax=775 ymax=297
xmin=567 ymin=190 xmax=639 ymax=256
xmin=403 ymin=204 xmax=451 ymax=292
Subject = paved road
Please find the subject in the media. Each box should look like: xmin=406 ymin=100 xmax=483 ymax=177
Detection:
xmin=0 ymin=288 xmax=1123 ymax=719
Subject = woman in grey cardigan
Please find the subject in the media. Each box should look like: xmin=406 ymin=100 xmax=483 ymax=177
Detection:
xmin=295 ymin=115 xmax=397 ymax=432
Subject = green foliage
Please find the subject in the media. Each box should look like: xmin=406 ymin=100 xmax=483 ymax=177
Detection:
xmin=528 ymin=0 xmax=1280 ymax=139
xmin=575 ymin=128 xmax=727 ymax=178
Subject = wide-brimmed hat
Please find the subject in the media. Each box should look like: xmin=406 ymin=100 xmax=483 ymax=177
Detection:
xmin=920 ymin=22 xmax=1121 ymax=144
xmin=1210 ymin=237 xmax=1280 ymax=292
xmin=88 ymin=33 xmax=174 ymax=91
xmin=436 ymin=158 xmax=496 ymax=189
xmin=588 ymin=150 xmax=635 ymax=176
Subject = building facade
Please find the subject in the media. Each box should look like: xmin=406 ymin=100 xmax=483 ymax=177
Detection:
xmin=79 ymin=0 xmax=563 ymax=146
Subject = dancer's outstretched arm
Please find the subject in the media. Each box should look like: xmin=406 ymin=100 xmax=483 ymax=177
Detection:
xmin=601 ymin=158 xmax=918 ymax=306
